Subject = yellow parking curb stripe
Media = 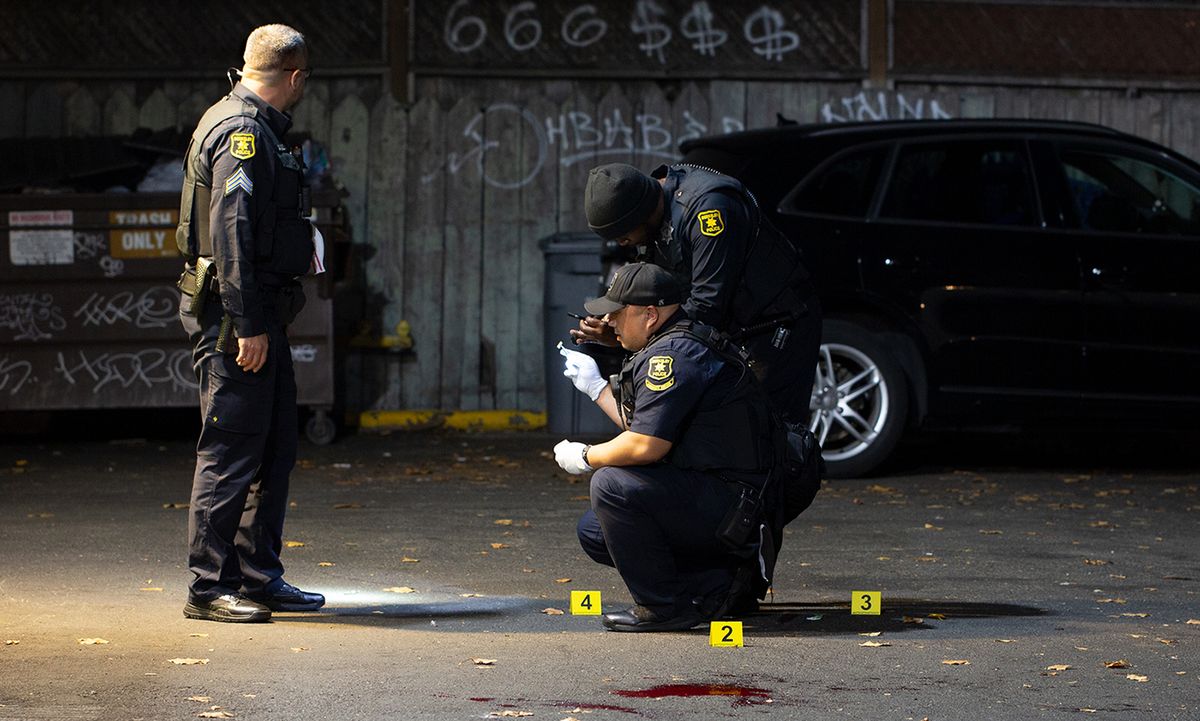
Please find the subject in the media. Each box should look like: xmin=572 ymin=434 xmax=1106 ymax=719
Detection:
xmin=359 ymin=410 xmax=546 ymax=431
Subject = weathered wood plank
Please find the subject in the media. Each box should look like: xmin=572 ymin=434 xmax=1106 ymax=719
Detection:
xmin=64 ymin=85 xmax=100 ymax=137
xmin=674 ymin=81 xmax=711 ymax=147
xmin=401 ymin=95 xmax=447 ymax=409
xmin=26 ymin=82 xmax=64 ymax=137
xmin=480 ymin=96 xmax=526 ymax=409
xmin=439 ymin=95 xmax=484 ymax=410
xmin=634 ymin=82 xmax=674 ymax=169
xmin=138 ymin=87 xmax=175 ymax=131
xmin=556 ymin=82 xmax=601 ymax=234
xmin=103 ymin=86 xmax=138 ymax=136
xmin=330 ymin=94 xmax=371 ymax=247
xmin=708 ymin=80 xmax=747 ymax=136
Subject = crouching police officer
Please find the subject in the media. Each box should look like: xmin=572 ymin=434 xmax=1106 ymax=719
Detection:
xmin=175 ymin=24 xmax=322 ymax=622
xmin=555 ymin=263 xmax=775 ymax=632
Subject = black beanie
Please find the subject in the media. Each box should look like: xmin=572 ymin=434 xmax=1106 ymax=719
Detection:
xmin=584 ymin=164 xmax=660 ymax=240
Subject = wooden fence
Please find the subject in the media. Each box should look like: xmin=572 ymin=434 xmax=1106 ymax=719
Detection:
xmin=5 ymin=75 xmax=1200 ymax=412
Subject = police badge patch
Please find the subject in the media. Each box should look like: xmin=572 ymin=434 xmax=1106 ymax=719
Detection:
xmin=697 ymin=209 xmax=725 ymax=237
xmin=645 ymin=355 xmax=675 ymax=391
xmin=229 ymin=133 xmax=256 ymax=160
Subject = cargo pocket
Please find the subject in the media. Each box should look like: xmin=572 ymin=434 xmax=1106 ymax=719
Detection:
xmin=203 ymin=354 xmax=270 ymax=434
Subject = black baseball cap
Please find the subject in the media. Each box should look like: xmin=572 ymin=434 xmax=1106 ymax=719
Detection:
xmin=583 ymin=263 xmax=685 ymax=316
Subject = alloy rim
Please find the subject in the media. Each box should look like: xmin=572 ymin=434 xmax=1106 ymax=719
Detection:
xmin=808 ymin=343 xmax=890 ymax=462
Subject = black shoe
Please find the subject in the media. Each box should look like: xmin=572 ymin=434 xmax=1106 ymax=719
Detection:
xmin=601 ymin=605 xmax=703 ymax=632
xmin=246 ymin=581 xmax=325 ymax=612
xmin=183 ymin=594 xmax=271 ymax=623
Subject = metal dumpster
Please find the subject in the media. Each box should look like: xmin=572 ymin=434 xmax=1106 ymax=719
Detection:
xmin=0 ymin=191 xmax=344 ymax=443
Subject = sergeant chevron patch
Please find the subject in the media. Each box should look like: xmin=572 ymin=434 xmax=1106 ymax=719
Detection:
xmin=224 ymin=166 xmax=253 ymax=196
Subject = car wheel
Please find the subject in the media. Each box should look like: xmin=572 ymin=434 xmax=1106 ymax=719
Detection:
xmin=808 ymin=320 xmax=909 ymax=478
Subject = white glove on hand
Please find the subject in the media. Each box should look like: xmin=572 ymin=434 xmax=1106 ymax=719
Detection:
xmin=554 ymin=439 xmax=593 ymax=475
xmin=558 ymin=342 xmax=607 ymax=401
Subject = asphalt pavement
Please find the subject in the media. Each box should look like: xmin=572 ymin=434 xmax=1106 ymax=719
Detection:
xmin=1 ymin=426 xmax=1197 ymax=720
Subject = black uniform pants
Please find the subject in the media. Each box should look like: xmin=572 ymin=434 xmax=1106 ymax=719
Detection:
xmin=576 ymin=464 xmax=742 ymax=615
xmin=180 ymin=296 xmax=297 ymax=600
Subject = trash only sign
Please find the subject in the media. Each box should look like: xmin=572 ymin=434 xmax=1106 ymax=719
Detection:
xmin=8 ymin=210 xmax=74 ymax=265
xmin=108 ymin=210 xmax=179 ymax=259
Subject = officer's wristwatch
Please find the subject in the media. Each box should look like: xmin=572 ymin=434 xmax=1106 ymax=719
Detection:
xmin=582 ymin=445 xmax=593 ymax=471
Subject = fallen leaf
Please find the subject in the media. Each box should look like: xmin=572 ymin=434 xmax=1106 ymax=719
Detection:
xmin=168 ymin=658 xmax=209 ymax=665
xmin=1121 ymin=613 xmax=1149 ymax=618
xmin=570 ymin=495 xmax=590 ymax=501
xmin=78 ymin=638 xmax=109 ymax=645
xmin=383 ymin=586 xmax=415 ymax=594
xmin=494 ymin=519 xmax=513 ymax=525
xmin=942 ymin=660 xmax=970 ymax=665
xmin=859 ymin=631 xmax=882 ymax=637
xmin=927 ymin=613 xmax=947 ymax=620
xmin=197 ymin=712 xmax=235 ymax=719
xmin=1187 ymin=619 xmax=1200 ymax=625
xmin=401 ymin=557 xmax=420 ymax=563
xmin=186 ymin=696 xmax=212 ymax=703
xmin=4 ymin=640 xmax=19 ymax=645
xmin=1104 ymin=660 xmax=1131 ymax=669
xmin=490 ymin=543 xmax=509 ymax=549
xmin=1082 ymin=559 xmax=1110 ymax=566
xmin=995 ymin=639 xmax=1016 ymax=643
xmin=1046 ymin=664 xmax=1072 ymax=671
xmin=14 ymin=459 xmax=27 ymax=466
xmin=471 ymin=658 xmax=497 ymax=666
xmin=979 ymin=529 xmax=1003 ymax=535
xmin=555 ymin=578 xmax=572 ymax=584
xmin=860 ymin=641 xmax=891 ymax=647
xmin=541 ymin=607 xmax=565 ymax=615
xmin=923 ymin=523 xmax=943 ymax=531
xmin=291 ymin=647 xmax=309 ymax=653
xmin=140 ymin=587 xmax=164 ymax=592
xmin=333 ymin=503 xmax=363 ymax=510
xmin=188 ymin=633 xmax=209 ymax=638
xmin=1156 ymin=638 xmax=1176 ymax=646
xmin=284 ymin=541 xmax=306 ymax=548
xmin=1096 ymin=598 xmax=1126 ymax=604
xmin=318 ymin=562 xmax=335 ymax=567
xmin=460 ymin=593 xmax=485 ymax=598
xmin=902 ymin=616 xmax=925 ymax=625
xmin=1127 ymin=674 xmax=1149 ymax=683
xmin=488 ymin=712 xmax=533 ymax=718
xmin=162 ymin=502 xmax=189 ymax=509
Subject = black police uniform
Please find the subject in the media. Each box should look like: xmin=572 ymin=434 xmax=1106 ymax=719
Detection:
xmin=576 ymin=311 xmax=775 ymax=617
xmin=645 ymin=163 xmax=822 ymax=424
xmin=176 ymin=82 xmax=314 ymax=602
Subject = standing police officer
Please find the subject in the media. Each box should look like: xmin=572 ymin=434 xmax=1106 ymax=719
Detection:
xmin=555 ymin=263 xmax=775 ymax=632
xmin=574 ymin=163 xmax=821 ymax=425
xmin=175 ymin=24 xmax=322 ymax=622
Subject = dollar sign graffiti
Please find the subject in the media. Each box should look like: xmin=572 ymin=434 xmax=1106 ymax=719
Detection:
xmin=631 ymin=0 xmax=672 ymax=64
xmin=743 ymin=5 xmax=800 ymax=62
xmin=680 ymin=1 xmax=727 ymax=57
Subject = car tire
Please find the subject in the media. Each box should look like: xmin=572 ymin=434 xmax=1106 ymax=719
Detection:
xmin=808 ymin=319 xmax=910 ymax=478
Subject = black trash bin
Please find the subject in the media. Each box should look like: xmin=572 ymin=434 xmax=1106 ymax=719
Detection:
xmin=541 ymin=232 xmax=623 ymax=437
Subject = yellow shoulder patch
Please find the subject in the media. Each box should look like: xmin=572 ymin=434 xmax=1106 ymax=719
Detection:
xmin=229 ymin=133 xmax=256 ymax=160
xmin=645 ymin=355 xmax=675 ymax=391
xmin=697 ymin=209 xmax=725 ymax=236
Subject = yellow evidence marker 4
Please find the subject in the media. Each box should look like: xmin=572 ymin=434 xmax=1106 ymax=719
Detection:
xmin=570 ymin=590 xmax=601 ymax=615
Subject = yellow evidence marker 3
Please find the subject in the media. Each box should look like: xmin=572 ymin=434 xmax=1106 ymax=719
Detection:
xmin=851 ymin=590 xmax=882 ymax=615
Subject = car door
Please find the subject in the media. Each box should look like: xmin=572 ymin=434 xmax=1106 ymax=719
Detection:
xmin=1044 ymin=141 xmax=1200 ymax=418
xmin=865 ymin=136 xmax=1084 ymax=419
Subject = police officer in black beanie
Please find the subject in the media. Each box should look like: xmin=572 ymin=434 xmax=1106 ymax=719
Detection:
xmin=574 ymin=163 xmax=821 ymax=425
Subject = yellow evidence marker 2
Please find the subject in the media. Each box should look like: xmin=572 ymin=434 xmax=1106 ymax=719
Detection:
xmin=851 ymin=590 xmax=882 ymax=615
xmin=570 ymin=590 xmax=601 ymax=615
xmin=710 ymin=621 xmax=744 ymax=647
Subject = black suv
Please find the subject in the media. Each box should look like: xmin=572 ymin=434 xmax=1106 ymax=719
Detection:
xmin=681 ymin=120 xmax=1200 ymax=477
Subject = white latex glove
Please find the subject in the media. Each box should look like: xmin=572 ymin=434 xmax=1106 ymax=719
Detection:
xmin=558 ymin=341 xmax=607 ymax=401
xmin=554 ymin=439 xmax=593 ymax=475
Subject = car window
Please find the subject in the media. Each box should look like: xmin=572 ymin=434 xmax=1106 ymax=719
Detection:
xmin=1060 ymin=149 xmax=1200 ymax=235
xmin=881 ymin=141 xmax=1036 ymax=226
xmin=781 ymin=147 xmax=887 ymax=218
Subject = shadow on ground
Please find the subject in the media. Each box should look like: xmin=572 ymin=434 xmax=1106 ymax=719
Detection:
xmin=741 ymin=599 xmax=1047 ymax=636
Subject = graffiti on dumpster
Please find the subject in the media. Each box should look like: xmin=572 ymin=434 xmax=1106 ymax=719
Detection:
xmin=53 ymin=348 xmax=197 ymax=395
xmin=0 ymin=293 xmax=67 ymax=342
xmin=0 ymin=357 xmax=34 ymax=395
xmin=74 ymin=286 xmax=177 ymax=329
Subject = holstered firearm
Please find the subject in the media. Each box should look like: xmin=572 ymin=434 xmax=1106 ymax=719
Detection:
xmin=177 ymin=256 xmax=216 ymax=317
